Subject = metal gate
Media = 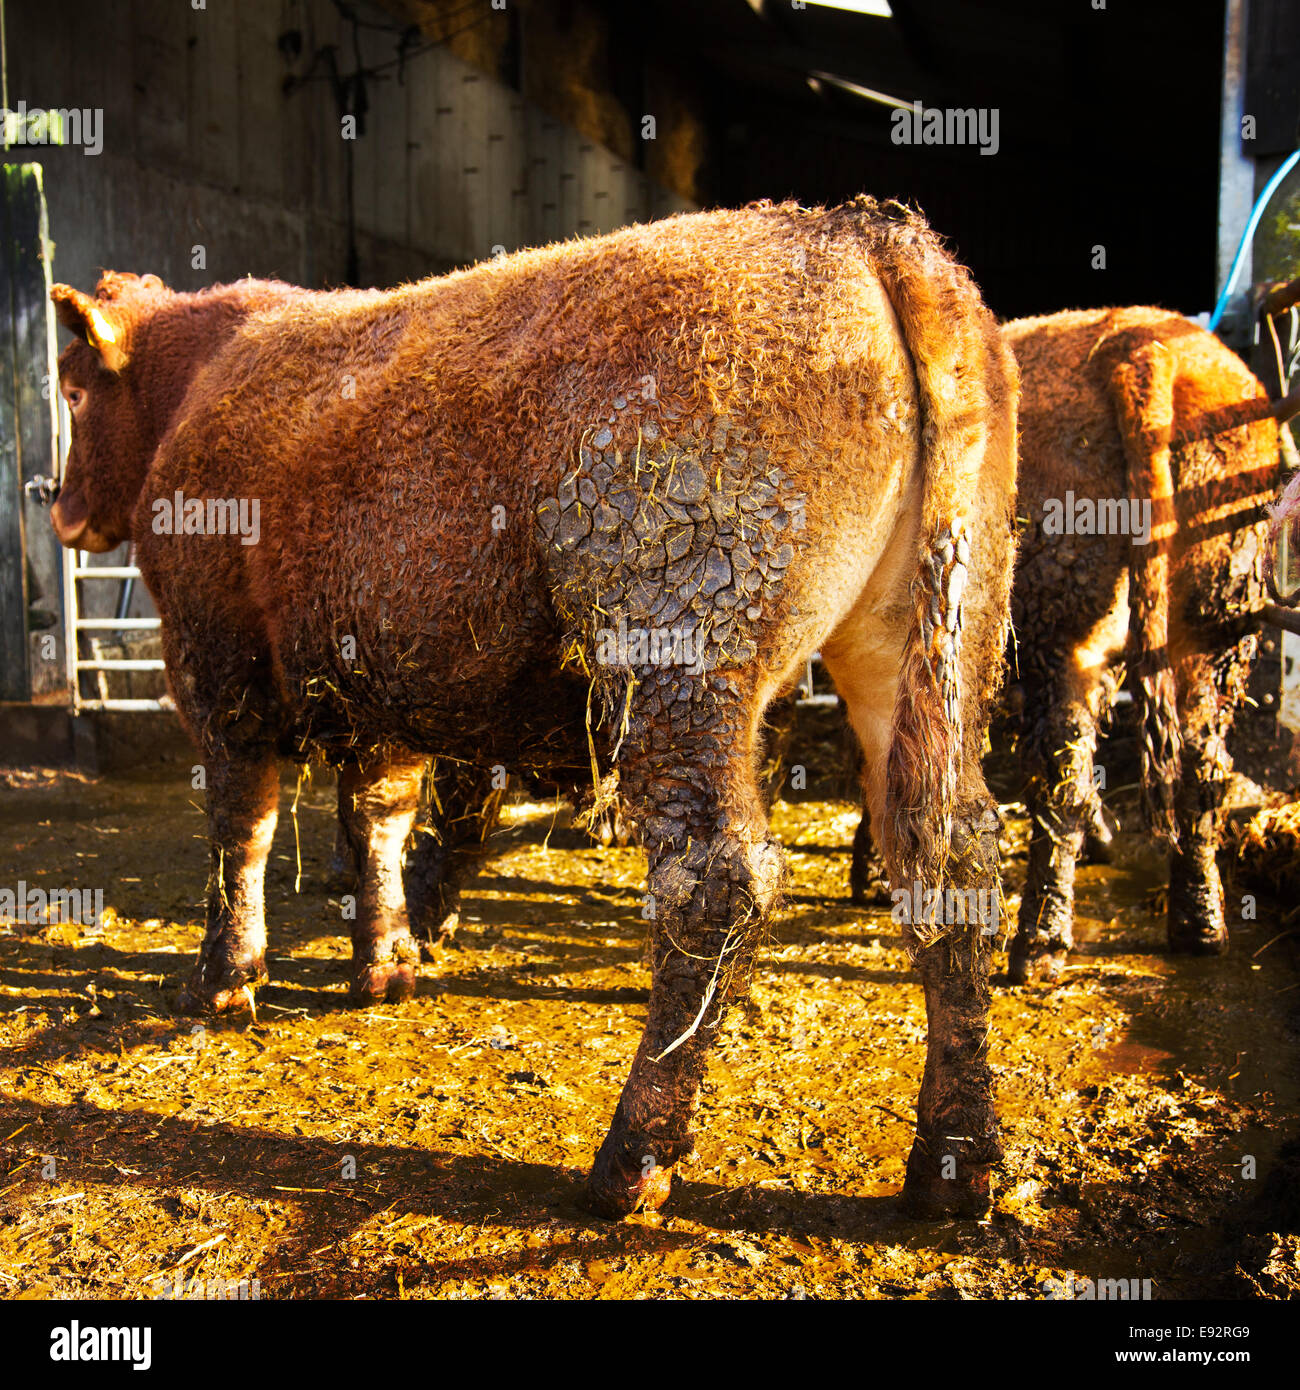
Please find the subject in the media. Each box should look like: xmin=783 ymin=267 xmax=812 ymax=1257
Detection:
xmin=60 ymin=544 xmax=164 ymax=711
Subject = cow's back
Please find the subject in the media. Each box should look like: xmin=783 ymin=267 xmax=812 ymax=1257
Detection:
xmin=139 ymin=202 xmax=973 ymax=764
xmin=1090 ymin=307 xmax=1274 ymax=633
xmin=1004 ymin=308 xmax=1131 ymax=672
xmin=1006 ymin=306 xmax=1276 ymax=667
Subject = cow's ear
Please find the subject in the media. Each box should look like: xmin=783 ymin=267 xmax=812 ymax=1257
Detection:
xmin=51 ymin=284 xmax=129 ymax=372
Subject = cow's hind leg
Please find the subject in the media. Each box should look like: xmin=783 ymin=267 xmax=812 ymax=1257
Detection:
xmin=178 ymin=751 xmax=279 ymax=1015
xmin=849 ymin=808 xmax=891 ymax=905
xmin=1167 ymin=636 xmax=1254 ymax=955
xmin=585 ymin=685 xmax=784 ymax=1218
xmin=826 ymin=630 xmax=1002 ymax=1219
xmin=1010 ymin=666 xmax=1111 ymax=985
xmin=404 ymin=760 xmax=503 ymax=949
xmin=902 ymin=786 xmax=1002 ymax=1217
xmin=325 ymin=774 xmax=358 ymax=892
xmin=337 ymin=752 xmax=425 ymax=1004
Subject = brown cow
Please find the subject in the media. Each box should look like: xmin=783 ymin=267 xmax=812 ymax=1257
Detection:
xmin=48 ymin=272 xmax=486 ymax=950
xmin=369 ymin=303 xmax=1287 ymax=992
xmin=51 ymin=198 xmax=1017 ymax=1218
xmin=846 ymin=308 xmax=1279 ymax=980
xmin=1005 ymin=308 xmax=1278 ymax=982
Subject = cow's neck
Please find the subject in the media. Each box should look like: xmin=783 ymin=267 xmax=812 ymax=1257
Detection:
xmin=132 ymin=283 xmax=289 ymax=451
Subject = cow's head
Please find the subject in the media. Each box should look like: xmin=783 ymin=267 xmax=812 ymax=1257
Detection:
xmin=49 ymin=272 xmax=170 ymax=552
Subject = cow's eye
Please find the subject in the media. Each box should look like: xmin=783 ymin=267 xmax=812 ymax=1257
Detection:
xmin=66 ymin=387 xmax=86 ymax=412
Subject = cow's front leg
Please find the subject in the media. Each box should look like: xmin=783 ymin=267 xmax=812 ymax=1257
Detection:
xmin=849 ymin=807 xmax=892 ymax=905
xmin=1167 ymin=756 xmax=1228 ymax=955
xmin=902 ymin=795 xmax=1003 ymax=1218
xmin=338 ymin=753 xmax=424 ymax=1004
xmin=325 ymin=776 xmax=358 ymax=892
xmin=1012 ymin=800 xmax=1085 ymax=984
xmin=178 ymin=752 xmax=279 ymax=1015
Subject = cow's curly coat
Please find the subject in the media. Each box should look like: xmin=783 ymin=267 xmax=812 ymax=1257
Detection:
xmin=52 ymin=199 xmax=1017 ymax=1218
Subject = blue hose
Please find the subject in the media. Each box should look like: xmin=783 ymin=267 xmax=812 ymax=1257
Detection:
xmin=1209 ymin=147 xmax=1300 ymax=332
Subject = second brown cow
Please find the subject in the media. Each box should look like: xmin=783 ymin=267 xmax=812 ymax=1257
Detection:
xmin=1006 ymin=308 xmax=1279 ymax=982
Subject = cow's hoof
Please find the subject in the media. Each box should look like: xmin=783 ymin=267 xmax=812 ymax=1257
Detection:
xmin=583 ymin=1155 xmax=674 ymax=1219
xmin=1168 ymin=928 xmax=1229 ymax=957
xmin=901 ymin=1165 xmax=992 ymax=1220
xmin=902 ymin=1135 xmax=995 ymax=1219
xmin=584 ymin=1127 xmax=678 ymax=1218
xmin=348 ymin=958 xmax=417 ymax=1006
xmin=1007 ymin=945 xmax=1067 ymax=985
xmin=176 ymin=961 xmax=266 ymax=1016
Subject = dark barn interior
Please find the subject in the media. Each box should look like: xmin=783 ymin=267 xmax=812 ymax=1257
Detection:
xmin=2 ymin=0 xmax=1300 ymax=1322
xmin=630 ymin=0 xmax=1227 ymax=319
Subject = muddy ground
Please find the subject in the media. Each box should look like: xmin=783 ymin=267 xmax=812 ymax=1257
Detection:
xmin=2 ymin=698 xmax=1299 ymax=1301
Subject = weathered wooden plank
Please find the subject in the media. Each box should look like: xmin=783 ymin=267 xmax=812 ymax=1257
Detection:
xmin=133 ymin=0 xmax=191 ymax=174
xmin=483 ymin=82 xmax=526 ymax=257
xmin=524 ymin=113 xmax=563 ymax=249
xmin=406 ymin=40 xmax=441 ymax=260
xmin=557 ymin=125 xmax=581 ymax=239
xmin=576 ymin=138 xmax=604 ymax=237
xmin=505 ymin=93 xmax=530 ymax=255
xmin=234 ymin=0 xmax=288 ymax=206
xmin=358 ymin=24 xmax=409 ymax=254
xmin=0 ymin=178 xmax=29 ymax=698
xmin=456 ymin=64 xmax=490 ymax=266
xmin=10 ymin=166 xmax=64 ymax=698
xmin=188 ymin=0 xmax=242 ymax=203
xmin=430 ymin=49 xmax=462 ymax=264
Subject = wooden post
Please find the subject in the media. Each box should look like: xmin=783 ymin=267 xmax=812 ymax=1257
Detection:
xmin=0 ymin=161 xmax=63 ymax=701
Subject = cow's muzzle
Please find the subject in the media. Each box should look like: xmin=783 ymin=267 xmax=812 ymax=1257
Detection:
xmin=50 ymin=492 xmax=92 ymax=548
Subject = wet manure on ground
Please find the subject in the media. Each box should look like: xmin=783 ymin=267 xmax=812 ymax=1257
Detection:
xmin=0 ymin=757 xmax=1298 ymax=1300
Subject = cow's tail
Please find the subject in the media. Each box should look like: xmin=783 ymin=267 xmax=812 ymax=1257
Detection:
xmin=1106 ymin=337 xmax=1181 ymax=845
xmin=869 ymin=207 xmax=1017 ymax=901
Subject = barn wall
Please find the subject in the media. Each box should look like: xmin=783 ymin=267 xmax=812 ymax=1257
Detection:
xmin=381 ymin=0 xmax=711 ymax=205
xmin=3 ymin=0 xmax=694 ymax=654
xmin=6 ymin=0 xmax=693 ymax=295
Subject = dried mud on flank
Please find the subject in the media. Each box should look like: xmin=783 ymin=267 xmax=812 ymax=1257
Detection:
xmin=1 ymin=762 xmax=1298 ymax=1300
